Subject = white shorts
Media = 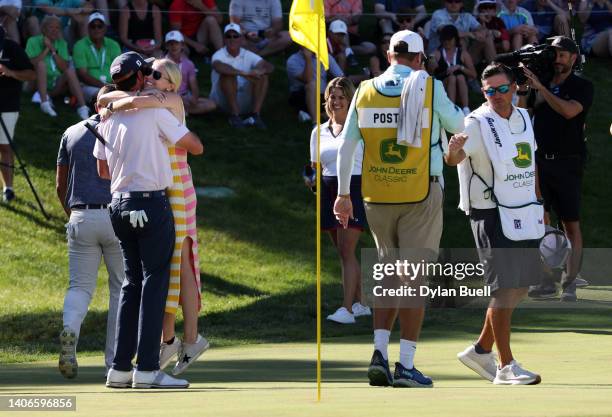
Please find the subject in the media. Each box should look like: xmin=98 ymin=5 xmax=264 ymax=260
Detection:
xmin=0 ymin=112 xmax=19 ymax=145
xmin=210 ymin=77 xmax=253 ymax=115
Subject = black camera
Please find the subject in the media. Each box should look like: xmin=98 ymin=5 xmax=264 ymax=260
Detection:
xmin=495 ymin=43 xmax=557 ymax=86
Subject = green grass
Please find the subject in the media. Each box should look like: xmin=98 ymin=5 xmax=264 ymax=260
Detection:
xmin=1 ymin=0 xmax=611 ymax=366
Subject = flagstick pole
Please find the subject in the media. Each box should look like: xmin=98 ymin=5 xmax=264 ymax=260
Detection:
xmin=315 ymin=6 xmax=322 ymax=404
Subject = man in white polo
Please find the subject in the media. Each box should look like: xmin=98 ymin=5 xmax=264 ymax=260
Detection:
xmin=95 ymin=51 xmax=203 ymax=389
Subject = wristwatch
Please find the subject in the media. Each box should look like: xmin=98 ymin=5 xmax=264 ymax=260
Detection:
xmin=106 ymin=102 xmax=114 ymax=113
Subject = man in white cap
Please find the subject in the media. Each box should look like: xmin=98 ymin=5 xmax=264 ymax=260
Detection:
xmin=210 ymin=23 xmax=274 ymax=129
xmin=327 ymin=19 xmax=375 ymax=71
xmin=334 ymin=30 xmax=464 ymax=388
xmin=73 ymin=12 xmax=121 ymax=104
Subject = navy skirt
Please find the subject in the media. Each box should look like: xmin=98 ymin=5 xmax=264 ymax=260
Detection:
xmin=321 ymin=175 xmax=367 ymax=231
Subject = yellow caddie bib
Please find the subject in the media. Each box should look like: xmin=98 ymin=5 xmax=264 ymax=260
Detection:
xmin=356 ymin=77 xmax=434 ymax=204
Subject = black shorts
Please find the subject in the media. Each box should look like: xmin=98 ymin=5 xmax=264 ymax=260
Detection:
xmin=470 ymin=208 xmax=541 ymax=294
xmin=536 ymin=154 xmax=584 ymax=222
xmin=321 ymin=175 xmax=367 ymax=231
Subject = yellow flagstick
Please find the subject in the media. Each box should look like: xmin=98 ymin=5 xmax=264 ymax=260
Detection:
xmin=315 ymin=0 xmax=322 ymax=401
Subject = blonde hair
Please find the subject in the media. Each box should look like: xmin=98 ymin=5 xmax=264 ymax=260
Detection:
xmin=324 ymin=77 xmax=355 ymax=119
xmin=154 ymin=58 xmax=182 ymax=94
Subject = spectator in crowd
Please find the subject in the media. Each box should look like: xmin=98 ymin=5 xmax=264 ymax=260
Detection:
xmin=30 ymin=0 xmax=93 ymax=39
xmin=374 ymin=0 xmax=427 ymax=35
xmin=307 ymin=76 xmax=371 ymax=325
xmin=396 ymin=7 xmax=428 ymax=37
xmin=210 ymin=23 xmax=274 ymax=129
xmin=229 ymin=0 xmax=292 ymax=57
xmin=55 ymin=84 xmax=124 ymax=380
xmin=579 ymin=0 xmax=612 ymax=58
xmin=324 ymin=0 xmax=376 ymax=64
xmin=119 ymin=0 xmax=163 ymax=57
xmin=73 ymin=12 xmax=121 ymax=104
xmin=474 ymin=0 xmax=510 ymax=57
xmin=164 ymin=31 xmax=216 ymax=115
xmin=368 ymin=32 xmax=392 ymax=77
xmin=26 ymin=15 xmax=90 ymax=119
xmin=0 ymin=0 xmax=21 ymax=44
xmin=287 ymin=46 xmax=343 ymax=125
xmin=0 ymin=26 xmax=35 ymax=203
xmin=498 ymin=0 xmax=538 ymax=50
xmin=168 ymin=0 xmax=223 ymax=57
xmin=327 ymin=20 xmax=352 ymax=71
xmin=522 ymin=0 xmax=570 ymax=40
xmin=429 ymin=25 xmax=477 ymax=115
xmin=428 ymin=0 xmax=492 ymax=55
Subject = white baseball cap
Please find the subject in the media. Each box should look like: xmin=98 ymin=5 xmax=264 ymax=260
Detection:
xmin=88 ymin=12 xmax=106 ymax=25
xmin=224 ymin=23 xmax=242 ymax=34
xmin=165 ymin=30 xmax=184 ymax=43
xmin=389 ymin=30 xmax=424 ymax=54
xmin=539 ymin=225 xmax=572 ymax=269
xmin=329 ymin=20 xmax=348 ymax=34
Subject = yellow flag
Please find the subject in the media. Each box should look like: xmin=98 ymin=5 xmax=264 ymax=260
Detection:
xmin=289 ymin=0 xmax=329 ymax=69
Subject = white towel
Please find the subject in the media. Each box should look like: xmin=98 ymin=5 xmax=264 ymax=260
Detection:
xmin=457 ymin=158 xmax=472 ymax=215
xmin=397 ymin=70 xmax=429 ymax=148
xmin=470 ymin=104 xmax=516 ymax=178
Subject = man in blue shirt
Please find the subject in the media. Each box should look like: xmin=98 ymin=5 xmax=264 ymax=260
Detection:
xmin=522 ymin=0 xmax=570 ymax=41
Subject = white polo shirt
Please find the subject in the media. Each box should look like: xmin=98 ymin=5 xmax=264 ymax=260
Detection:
xmin=93 ymin=108 xmax=189 ymax=193
xmin=310 ymin=121 xmax=363 ymax=177
xmin=211 ymin=47 xmax=262 ymax=91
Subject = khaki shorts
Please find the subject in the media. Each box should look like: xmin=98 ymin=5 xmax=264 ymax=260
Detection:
xmin=364 ymin=181 xmax=444 ymax=256
xmin=0 ymin=112 xmax=19 ymax=145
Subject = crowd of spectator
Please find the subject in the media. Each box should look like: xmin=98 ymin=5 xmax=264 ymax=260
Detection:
xmin=0 ymin=0 xmax=610 ymax=126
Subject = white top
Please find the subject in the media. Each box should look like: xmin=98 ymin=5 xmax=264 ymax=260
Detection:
xmin=310 ymin=121 xmax=363 ymax=177
xmin=229 ymin=0 xmax=282 ymax=32
xmin=211 ymin=47 xmax=262 ymax=90
xmin=93 ymin=108 xmax=189 ymax=193
xmin=462 ymin=107 xmax=535 ymax=209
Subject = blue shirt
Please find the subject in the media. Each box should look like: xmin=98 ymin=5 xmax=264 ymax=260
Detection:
xmin=342 ymin=64 xmax=465 ymax=176
xmin=286 ymin=52 xmax=344 ymax=93
xmin=498 ymin=7 xmax=535 ymax=30
xmin=57 ymin=116 xmax=112 ymax=208
xmin=428 ymin=9 xmax=481 ymax=52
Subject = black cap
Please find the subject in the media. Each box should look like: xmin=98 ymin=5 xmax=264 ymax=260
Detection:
xmin=548 ymin=36 xmax=578 ymax=54
xmin=110 ymin=51 xmax=154 ymax=82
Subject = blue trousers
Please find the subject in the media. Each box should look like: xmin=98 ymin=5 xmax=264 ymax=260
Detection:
xmin=109 ymin=195 xmax=174 ymax=371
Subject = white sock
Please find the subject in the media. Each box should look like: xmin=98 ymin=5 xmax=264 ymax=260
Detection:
xmin=3 ymin=186 xmax=12 ymax=192
xmin=399 ymin=339 xmax=417 ymax=369
xmin=373 ymin=329 xmax=391 ymax=360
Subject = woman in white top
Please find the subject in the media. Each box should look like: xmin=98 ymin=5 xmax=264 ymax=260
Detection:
xmin=307 ymin=77 xmax=370 ymax=325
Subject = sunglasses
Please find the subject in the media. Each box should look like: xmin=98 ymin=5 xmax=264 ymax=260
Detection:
xmin=398 ymin=16 xmax=413 ymax=23
xmin=484 ymin=84 xmax=510 ymax=96
xmin=225 ymin=34 xmax=241 ymax=39
xmin=90 ymin=23 xmax=105 ymax=29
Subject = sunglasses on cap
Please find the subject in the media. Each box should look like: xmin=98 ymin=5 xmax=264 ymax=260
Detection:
xmin=484 ymin=84 xmax=510 ymax=96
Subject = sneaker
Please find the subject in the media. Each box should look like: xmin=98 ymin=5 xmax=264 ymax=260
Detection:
xmin=326 ymin=307 xmax=355 ymax=324
xmin=77 ymin=105 xmax=90 ymax=120
xmin=160 ymin=337 xmax=182 ymax=369
xmin=40 ymin=100 xmax=57 ymax=117
xmin=58 ymin=326 xmax=78 ymax=379
xmin=493 ymin=360 xmax=541 ymax=385
xmin=228 ymin=115 xmax=246 ymax=128
xmin=250 ymin=114 xmax=267 ymax=130
xmin=352 ymin=302 xmax=372 ymax=317
xmin=132 ymin=370 xmax=189 ymax=389
xmin=106 ymin=368 xmax=133 ymax=388
xmin=367 ymin=350 xmax=393 ymax=387
xmin=457 ymin=344 xmax=497 ymax=382
xmin=31 ymin=91 xmax=41 ymax=104
xmin=393 ymin=362 xmax=433 ymax=388
xmin=528 ymin=283 xmax=558 ymax=299
xmin=560 ymin=280 xmax=577 ymax=302
xmin=2 ymin=188 xmax=15 ymax=203
xmin=172 ymin=334 xmax=210 ymax=375
xmin=298 ymin=110 xmax=312 ymax=122
xmin=574 ymin=275 xmax=589 ymax=288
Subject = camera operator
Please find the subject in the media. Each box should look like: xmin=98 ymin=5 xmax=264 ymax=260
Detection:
xmin=0 ymin=26 xmax=36 ymax=203
xmin=518 ymin=36 xmax=594 ymax=302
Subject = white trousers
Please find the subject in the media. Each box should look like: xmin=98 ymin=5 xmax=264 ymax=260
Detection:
xmin=63 ymin=208 xmax=124 ymax=371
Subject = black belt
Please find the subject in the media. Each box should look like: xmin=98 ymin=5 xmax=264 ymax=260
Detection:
xmin=112 ymin=190 xmax=167 ymax=199
xmin=71 ymin=204 xmax=108 ymax=209
xmin=536 ymin=152 xmax=582 ymax=160
xmin=430 ymin=176 xmax=440 ymax=183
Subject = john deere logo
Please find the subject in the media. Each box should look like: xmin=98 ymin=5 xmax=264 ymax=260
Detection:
xmin=380 ymin=138 xmax=407 ymax=164
xmin=512 ymin=142 xmax=532 ymax=168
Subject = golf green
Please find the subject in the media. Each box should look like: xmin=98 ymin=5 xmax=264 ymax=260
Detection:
xmin=2 ymin=330 xmax=611 ymax=417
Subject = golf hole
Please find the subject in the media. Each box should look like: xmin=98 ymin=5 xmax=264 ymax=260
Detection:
xmin=195 ymin=186 xmax=236 ymax=199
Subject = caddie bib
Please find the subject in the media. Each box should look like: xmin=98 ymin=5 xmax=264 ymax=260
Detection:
xmin=355 ymin=78 xmax=434 ymax=204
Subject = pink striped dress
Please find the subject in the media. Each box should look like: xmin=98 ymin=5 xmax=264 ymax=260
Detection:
xmin=164 ymin=110 xmax=201 ymax=315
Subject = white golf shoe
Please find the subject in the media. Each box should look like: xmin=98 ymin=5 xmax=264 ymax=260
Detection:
xmin=493 ymin=360 xmax=541 ymax=385
xmin=457 ymin=345 xmax=497 ymax=382
xmin=351 ymin=302 xmax=372 ymax=317
xmin=106 ymin=368 xmax=133 ymax=388
xmin=132 ymin=370 xmax=189 ymax=389
xmin=326 ymin=307 xmax=355 ymax=324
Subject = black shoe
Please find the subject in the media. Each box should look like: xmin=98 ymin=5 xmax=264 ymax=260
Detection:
xmin=393 ymin=362 xmax=433 ymax=388
xmin=528 ymin=284 xmax=558 ymax=299
xmin=2 ymin=188 xmax=15 ymax=203
xmin=228 ymin=115 xmax=246 ymax=129
xmin=367 ymin=350 xmax=393 ymax=387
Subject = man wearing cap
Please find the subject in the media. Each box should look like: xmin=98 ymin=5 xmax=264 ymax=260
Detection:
xmin=325 ymin=0 xmax=375 ymax=65
xmin=334 ymin=30 xmax=464 ymax=388
xmin=519 ymin=36 xmax=594 ymax=302
xmin=96 ymin=51 xmax=204 ymax=389
xmin=0 ymin=26 xmax=36 ymax=203
xmin=73 ymin=12 xmax=121 ymax=104
xmin=326 ymin=19 xmax=374 ymax=72
xmin=210 ymin=23 xmax=274 ymax=129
